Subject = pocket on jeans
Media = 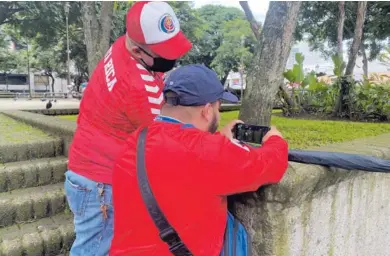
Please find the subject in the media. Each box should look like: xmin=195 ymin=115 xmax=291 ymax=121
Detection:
xmin=65 ymin=173 xmax=91 ymax=217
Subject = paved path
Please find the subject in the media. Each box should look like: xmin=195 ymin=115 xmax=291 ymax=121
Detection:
xmin=0 ymin=99 xmax=240 ymax=111
xmin=0 ymin=98 xmax=80 ymax=110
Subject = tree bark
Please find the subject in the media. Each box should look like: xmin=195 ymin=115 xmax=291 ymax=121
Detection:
xmin=238 ymin=1 xmax=302 ymax=126
xmin=337 ymin=1 xmax=345 ymax=58
xmin=361 ymin=42 xmax=368 ymax=77
xmin=345 ymin=1 xmax=368 ymax=76
xmin=81 ymin=1 xmax=114 ymax=75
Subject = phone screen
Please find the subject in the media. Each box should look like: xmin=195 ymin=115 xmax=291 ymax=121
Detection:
xmin=232 ymin=123 xmax=270 ymax=144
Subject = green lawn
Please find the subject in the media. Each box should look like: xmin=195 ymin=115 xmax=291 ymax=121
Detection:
xmin=59 ymin=115 xmax=79 ymax=121
xmin=0 ymin=114 xmax=52 ymax=144
xmin=58 ymin=111 xmax=390 ymax=149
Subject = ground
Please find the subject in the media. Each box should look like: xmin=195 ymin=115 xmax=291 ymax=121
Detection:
xmin=0 ymin=98 xmax=80 ymax=110
xmin=58 ymin=110 xmax=390 ymax=149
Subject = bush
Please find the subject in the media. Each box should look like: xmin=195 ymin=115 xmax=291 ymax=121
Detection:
xmin=296 ymin=79 xmax=390 ymax=121
xmin=349 ymin=80 xmax=390 ymax=121
xmin=281 ymin=52 xmax=390 ymax=122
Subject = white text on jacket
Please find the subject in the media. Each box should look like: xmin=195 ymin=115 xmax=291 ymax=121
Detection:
xmin=104 ymin=46 xmax=117 ymax=92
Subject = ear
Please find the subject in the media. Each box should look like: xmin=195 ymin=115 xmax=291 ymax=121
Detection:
xmin=200 ymin=103 xmax=213 ymax=121
xmin=129 ymin=45 xmax=142 ymax=59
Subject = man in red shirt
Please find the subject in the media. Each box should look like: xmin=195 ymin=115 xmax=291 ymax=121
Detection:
xmin=64 ymin=2 xmax=192 ymax=255
xmin=110 ymin=64 xmax=289 ymax=255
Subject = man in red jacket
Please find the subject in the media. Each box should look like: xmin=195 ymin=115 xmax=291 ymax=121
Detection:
xmin=110 ymin=64 xmax=289 ymax=256
xmin=64 ymin=2 xmax=192 ymax=255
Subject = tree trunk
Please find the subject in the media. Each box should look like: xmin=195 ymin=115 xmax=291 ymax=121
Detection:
xmin=345 ymin=1 xmax=368 ymax=76
xmin=221 ymin=72 xmax=229 ymax=87
xmin=240 ymin=1 xmax=298 ymax=115
xmin=232 ymin=2 xmax=302 ymax=255
xmin=238 ymin=1 xmax=302 ymax=126
xmin=337 ymin=1 xmax=345 ymax=59
xmin=239 ymin=68 xmax=244 ymax=101
xmin=361 ymin=42 xmax=368 ymax=77
xmin=48 ymin=73 xmax=55 ymax=93
xmin=81 ymin=1 xmax=114 ymax=75
xmin=278 ymin=83 xmax=296 ymax=114
xmin=335 ymin=2 xmax=367 ymax=118
xmin=333 ymin=1 xmax=346 ymax=116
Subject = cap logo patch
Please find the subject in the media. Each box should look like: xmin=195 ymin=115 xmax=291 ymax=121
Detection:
xmin=159 ymin=14 xmax=175 ymax=34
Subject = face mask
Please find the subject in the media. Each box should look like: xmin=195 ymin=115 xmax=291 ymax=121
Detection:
xmin=139 ymin=47 xmax=177 ymax=73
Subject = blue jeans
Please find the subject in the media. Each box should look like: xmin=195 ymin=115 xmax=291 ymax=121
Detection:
xmin=64 ymin=170 xmax=114 ymax=256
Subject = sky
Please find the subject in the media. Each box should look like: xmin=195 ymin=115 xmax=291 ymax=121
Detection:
xmin=192 ymin=0 xmax=390 ymax=78
xmin=193 ymin=0 xmax=269 ymax=23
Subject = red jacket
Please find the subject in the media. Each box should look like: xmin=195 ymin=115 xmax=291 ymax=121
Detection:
xmin=110 ymin=119 xmax=289 ymax=256
xmin=68 ymin=35 xmax=165 ymax=184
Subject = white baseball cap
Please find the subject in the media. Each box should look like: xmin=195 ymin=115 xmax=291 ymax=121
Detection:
xmin=126 ymin=1 xmax=192 ymax=60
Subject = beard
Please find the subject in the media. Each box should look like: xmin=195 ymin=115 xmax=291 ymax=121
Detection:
xmin=208 ymin=113 xmax=219 ymax=133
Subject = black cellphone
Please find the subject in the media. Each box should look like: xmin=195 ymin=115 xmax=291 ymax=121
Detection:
xmin=232 ymin=123 xmax=270 ymax=144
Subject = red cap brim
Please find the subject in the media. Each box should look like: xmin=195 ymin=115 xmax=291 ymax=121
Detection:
xmin=148 ymin=31 xmax=192 ymax=60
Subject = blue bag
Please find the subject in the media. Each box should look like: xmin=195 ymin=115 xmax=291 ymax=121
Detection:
xmin=220 ymin=211 xmax=252 ymax=256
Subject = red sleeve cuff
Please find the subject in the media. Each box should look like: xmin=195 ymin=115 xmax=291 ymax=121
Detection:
xmin=263 ymin=135 xmax=288 ymax=147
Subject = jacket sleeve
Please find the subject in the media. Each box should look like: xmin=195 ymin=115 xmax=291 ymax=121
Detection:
xmin=198 ymin=134 xmax=289 ymax=196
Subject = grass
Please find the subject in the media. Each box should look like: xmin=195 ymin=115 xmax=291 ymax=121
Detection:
xmin=0 ymin=114 xmax=52 ymax=144
xmin=221 ymin=110 xmax=390 ymax=149
xmin=58 ymin=115 xmax=79 ymax=121
xmin=58 ymin=111 xmax=390 ymax=149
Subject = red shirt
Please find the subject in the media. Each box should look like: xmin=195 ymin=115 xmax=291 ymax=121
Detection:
xmin=110 ymin=120 xmax=289 ymax=256
xmin=68 ymin=35 xmax=165 ymax=184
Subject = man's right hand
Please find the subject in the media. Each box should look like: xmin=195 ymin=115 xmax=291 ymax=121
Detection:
xmin=262 ymin=126 xmax=283 ymax=143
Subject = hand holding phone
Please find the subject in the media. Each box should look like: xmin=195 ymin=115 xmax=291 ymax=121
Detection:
xmin=262 ymin=126 xmax=283 ymax=142
xmin=232 ymin=123 xmax=271 ymax=144
xmin=219 ymin=120 xmax=244 ymax=139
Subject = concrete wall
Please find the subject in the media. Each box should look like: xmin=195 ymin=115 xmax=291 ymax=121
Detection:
xmin=270 ymin=171 xmax=390 ymax=256
xmin=235 ymin=134 xmax=390 ymax=256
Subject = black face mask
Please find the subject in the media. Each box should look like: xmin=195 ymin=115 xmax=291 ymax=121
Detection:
xmin=138 ymin=47 xmax=176 ymax=73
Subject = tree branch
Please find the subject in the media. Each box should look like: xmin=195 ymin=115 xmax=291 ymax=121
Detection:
xmin=239 ymin=1 xmax=261 ymax=41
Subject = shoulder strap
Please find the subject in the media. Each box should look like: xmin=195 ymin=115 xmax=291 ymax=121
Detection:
xmin=136 ymin=127 xmax=193 ymax=256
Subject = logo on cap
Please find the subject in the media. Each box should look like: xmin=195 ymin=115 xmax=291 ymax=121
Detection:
xmin=159 ymin=14 xmax=175 ymax=34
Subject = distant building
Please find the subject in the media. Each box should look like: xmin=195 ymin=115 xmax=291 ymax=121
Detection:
xmin=0 ymin=72 xmax=68 ymax=93
xmin=224 ymin=71 xmax=246 ymax=91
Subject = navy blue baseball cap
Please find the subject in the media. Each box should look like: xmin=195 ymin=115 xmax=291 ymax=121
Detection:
xmin=163 ymin=64 xmax=239 ymax=106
